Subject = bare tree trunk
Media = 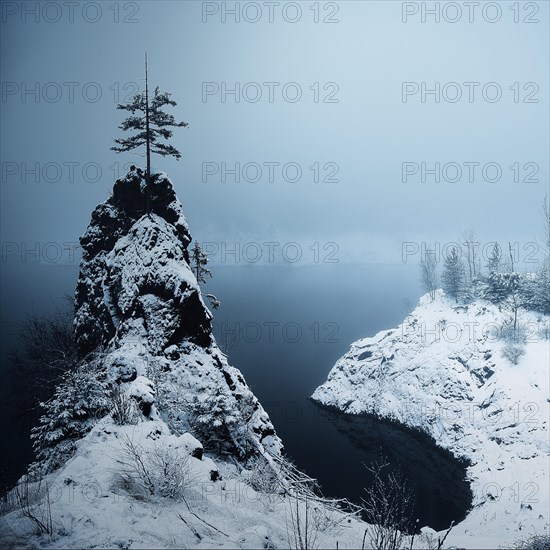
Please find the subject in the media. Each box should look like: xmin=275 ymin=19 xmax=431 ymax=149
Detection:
xmin=462 ymin=230 xmax=478 ymax=282
xmin=512 ymin=293 xmax=518 ymax=330
xmin=145 ymin=51 xmax=151 ymax=215
xmin=421 ymin=253 xmax=437 ymax=301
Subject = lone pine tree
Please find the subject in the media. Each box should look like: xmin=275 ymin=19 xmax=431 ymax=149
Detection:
xmin=486 ymin=243 xmax=502 ymax=274
xmin=112 ymin=53 xmax=188 ymax=212
xmin=442 ymin=246 xmax=465 ymax=303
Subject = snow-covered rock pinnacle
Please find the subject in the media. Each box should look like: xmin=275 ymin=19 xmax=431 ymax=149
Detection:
xmin=73 ymin=168 xmax=282 ymax=462
xmin=75 ymin=168 xmax=197 ymax=355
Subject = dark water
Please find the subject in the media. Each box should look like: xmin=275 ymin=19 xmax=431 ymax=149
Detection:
xmin=0 ymin=262 xmax=472 ymax=529
xmin=310 ymin=405 xmax=472 ymax=530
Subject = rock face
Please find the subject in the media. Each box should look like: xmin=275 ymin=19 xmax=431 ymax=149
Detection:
xmin=73 ymin=168 xmax=282 ymax=462
xmin=312 ymin=290 xmax=549 ymax=544
xmin=75 ymin=168 xmax=201 ymax=355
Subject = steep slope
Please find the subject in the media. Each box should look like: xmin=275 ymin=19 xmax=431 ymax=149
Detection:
xmin=9 ymin=168 xmax=283 ymax=480
xmin=70 ymin=168 xmax=281 ymax=463
xmin=312 ymin=290 xmax=550 ymax=547
xmin=75 ymin=167 xmax=197 ymax=356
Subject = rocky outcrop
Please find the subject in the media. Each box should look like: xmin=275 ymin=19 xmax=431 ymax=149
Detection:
xmin=73 ymin=168 xmax=282 ymax=462
xmin=75 ymin=167 xmax=198 ymax=355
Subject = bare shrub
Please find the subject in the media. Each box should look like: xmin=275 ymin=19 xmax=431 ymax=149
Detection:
xmin=109 ymin=385 xmax=139 ymax=426
xmin=416 ymin=530 xmax=439 ymax=550
xmin=514 ymin=533 xmax=550 ymax=550
xmin=275 ymin=454 xmax=358 ymax=550
xmin=117 ymin=436 xmax=195 ymax=500
xmin=0 ymin=491 xmax=13 ymax=517
xmin=12 ymin=475 xmax=53 ymax=536
xmin=219 ymin=328 xmax=237 ymax=356
xmin=8 ymin=300 xmax=78 ymax=410
xmin=286 ymin=494 xmax=321 ymax=550
xmin=4 ymin=302 xmax=79 ymax=489
xmin=361 ymin=458 xmax=414 ymax=550
xmin=497 ymin=317 xmax=528 ymax=365
xmin=501 ymin=342 xmax=526 ymax=365
xmin=420 ymin=253 xmax=438 ymax=302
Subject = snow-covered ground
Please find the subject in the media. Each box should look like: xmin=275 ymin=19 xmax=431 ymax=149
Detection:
xmin=312 ymin=290 xmax=550 ymax=548
xmin=0 ymin=416 xmax=374 ymax=549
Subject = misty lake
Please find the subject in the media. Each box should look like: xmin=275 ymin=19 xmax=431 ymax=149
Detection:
xmin=0 ymin=262 xmax=472 ymax=530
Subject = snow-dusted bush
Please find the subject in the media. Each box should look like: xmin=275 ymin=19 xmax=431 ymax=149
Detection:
xmin=244 ymin=457 xmax=281 ymax=494
xmin=109 ymin=385 xmax=139 ymax=426
xmin=31 ymin=359 xmax=110 ymax=473
xmin=538 ymin=320 xmax=550 ymax=340
xmin=498 ymin=318 xmax=529 ymax=344
xmin=533 ymin=262 xmax=550 ymax=315
xmin=483 ymin=272 xmax=516 ymax=304
xmin=188 ymin=391 xmax=239 ymax=454
xmin=482 ymin=269 xmax=549 ymax=316
xmin=496 ymin=317 xmax=528 ymax=365
xmin=461 ymin=276 xmax=485 ymax=304
xmin=520 ymin=264 xmax=550 ymax=315
xmin=117 ymin=436 xmax=196 ymax=500
xmin=501 ymin=342 xmax=526 ymax=365
xmin=441 ymin=247 xmax=465 ymax=303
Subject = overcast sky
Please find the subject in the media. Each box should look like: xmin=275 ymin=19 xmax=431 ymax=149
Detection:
xmin=1 ymin=0 xmax=549 ymax=268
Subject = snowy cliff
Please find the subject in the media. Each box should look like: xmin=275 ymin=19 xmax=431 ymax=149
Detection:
xmin=312 ymin=290 xmax=550 ymax=547
xmin=75 ymin=168 xmax=203 ymax=356
xmin=70 ymin=168 xmax=282 ymax=462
